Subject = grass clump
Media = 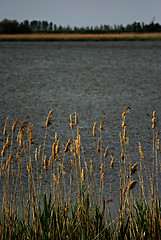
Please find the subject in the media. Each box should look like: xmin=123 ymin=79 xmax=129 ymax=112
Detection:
xmin=0 ymin=108 xmax=161 ymax=239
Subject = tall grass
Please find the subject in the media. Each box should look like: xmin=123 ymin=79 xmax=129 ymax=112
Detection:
xmin=0 ymin=108 xmax=161 ymax=239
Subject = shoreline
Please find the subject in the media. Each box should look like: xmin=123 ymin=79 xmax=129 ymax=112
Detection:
xmin=0 ymin=32 xmax=161 ymax=41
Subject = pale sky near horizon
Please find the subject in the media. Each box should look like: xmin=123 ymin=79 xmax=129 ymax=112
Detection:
xmin=0 ymin=0 xmax=161 ymax=27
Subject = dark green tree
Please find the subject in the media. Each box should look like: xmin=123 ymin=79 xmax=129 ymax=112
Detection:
xmin=30 ymin=20 xmax=38 ymax=31
xmin=49 ymin=22 xmax=53 ymax=32
xmin=42 ymin=21 xmax=48 ymax=32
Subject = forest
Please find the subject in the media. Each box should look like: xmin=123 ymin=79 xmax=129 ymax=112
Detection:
xmin=0 ymin=18 xmax=161 ymax=34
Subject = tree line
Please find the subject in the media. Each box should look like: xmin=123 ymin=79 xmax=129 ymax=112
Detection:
xmin=0 ymin=18 xmax=161 ymax=34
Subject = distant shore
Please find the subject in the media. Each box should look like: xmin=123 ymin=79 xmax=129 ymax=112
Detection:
xmin=0 ymin=32 xmax=161 ymax=41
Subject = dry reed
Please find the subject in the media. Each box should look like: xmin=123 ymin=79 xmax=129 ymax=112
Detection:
xmin=0 ymin=108 xmax=160 ymax=239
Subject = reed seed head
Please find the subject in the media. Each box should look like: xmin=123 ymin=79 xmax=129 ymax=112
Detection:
xmin=81 ymin=169 xmax=85 ymax=181
xmin=104 ymin=146 xmax=108 ymax=158
xmin=85 ymin=161 xmax=89 ymax=172
xmin=12 ymin=118 xmax=19 ymax=133
xmin=70 ymin=114 xmax=74 ymax=130
xmin=110 ymin=155 xmax=115 ymax=169
xmin=101 ymin=172 xmax=104 ymax=181
xmin=90 ymin=159 xmax=93 ymax=173
xmin=55 ymin=139 xmax=60 ymax=155
xmin=17 ymin=131 xmax=23 ymax=148
xmin=152 ymin=111 xmax=156 ymax=129
xmin=1 ymin=145 xmax=6 ymax=157
xmin=27 ymin=123 xmax=34 ymax=144
xmin=128 ymin=180 xmax=137 ymax=191
xmin=20 ymin=121 xmax=28 ymax=135
xmin=100 ymin=117 xmax=105 ymax=131
xmin=75 ymin=133 xmax=81 ymax=154
xmin=70 ymin=159 xmax=73 ymax=170
xmin=24 ymin=114 xmax=30 ymax=120
xmin=75 ymin=112 xmax=78 ymax=125
xmin=55 ymin=132 xmax=58 ymax=142
xmin=43 ymin=155 xmax=48 ymax=169
xmin=93 ymin=122 xmax=97 ymax=137
xmin=3 ymin=117 xmax=9 ymax=136
xmin=64 ymin=138 xmax=72 ymax=153
xmin=46 ymin=109 xmax=53 ymax=127
xmin=100 ymin=163 xmax=104 ymax=174
xmin=138 ymin=142 xmax=145 ymax=159
xmin=121 ymin=149 xmax=124 ymax=160
xmin=35 ymin=148 xmax=38 ymax=162
xmin=124 ymin=106 xmax=131 ymax=113
xmin=122 ymin=121 xmax=126 ymax=129
xmin=53 ymin=174 xmax=57 ymax=183
xmin=130 ymin=162 xmax=138 ymax=175
xmin=122 ymin=112 xmax=127 ymax=120
xmin=97 ymin=139 xmax=101 ymax=152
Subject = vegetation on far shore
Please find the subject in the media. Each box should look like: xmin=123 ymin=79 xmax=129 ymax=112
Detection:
xmin=0 ymin=108 xmax=161 ymax=239
xmin=0 ymin=33 xmax=161 ymax=41
xmin=1 ymin=18 xmax=161 ymax=41
xmin=0 ymin=18 xmax=161 ymax=34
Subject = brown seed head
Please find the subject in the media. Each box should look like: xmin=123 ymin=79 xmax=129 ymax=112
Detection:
xmin=43 ymin=155 xmax=48 ymax=169
xmin=110 ymin=155 xmax=115 ymax=169
xmin=130 ymin=162 xmax=138 ymax=175
xmin=53 ymin=174 xmax=57 ymax=183
xmin=90 ymin=159 xmax=93 ymax=173
xmin=138 ymin=142 xmax=145 ymax=159
xmin=35 ymin=148 xmax=38 ymax=162
xmin=128 ymin=180 xmax=137 ymax=191
xmin=81 ymin=169 xmax=85 ymax=181
xmin=97 ymin=139 xmax=101 ymax=152
xmin=122 ymin=121 xmax=126 ymax=129
xmin=64 ymin=138 xmax=72 ymax=153
xmin=27 ymin=123 xmax=34 ymax=144
xmin=152 ymin=111 xmax=156 ymax=129
xmin=6 ymin=134 xmax=10 ymax=148
xmin=24 ymin=115 xmax=30 ymax=120
xmin=100 ymin=163 xmax=104 ymax=174
xmin=12 ymin=118 xmax=19 ymax=133
xmin=55 ymin=132 xmax=58 ymax=142
xmin=121 ymin=150 xmax=124 ymax=160
xmin=3 ymin=117 xmax=9 ymax=137
xmin=17 ymin=131 xmax=23 ymax=148
xmin=20 ymin=121 xmax=28 ymax=135
xmin=101 ymin=172 xmax=104 ymax=181
xmin=75 ymin=112 xmax=78 ymax=125
xmin=93 ymin=122 xmax=97 ymax=137
xmin=55 ymin=139 xmax=60 ymax=154
xmin=70 ymin=159 xmax=73 ymax=170
xmin=124 ymin=106 xmax=131 ymax=113
xmin=70 ymin=114 xmax=74 ymax=130
xmin=85 ymin=161 xmax=89 ymax=172
xmin=46 ymin=109 xmax=53 ymax=127
xmin=122 ymin=111 xmax=127 ymax=120
xmin=100 ymin=117 xmax=105 ymax=131
xmin=104 ymin=146 xmax=108 ymax=158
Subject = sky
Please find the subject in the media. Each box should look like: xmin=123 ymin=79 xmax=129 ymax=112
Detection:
xmin=0 ymin=0 xmax=161 ymax=28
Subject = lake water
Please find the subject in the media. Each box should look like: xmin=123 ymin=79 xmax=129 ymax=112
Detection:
xmin=0 ymin=41 xmax=161 ymax=207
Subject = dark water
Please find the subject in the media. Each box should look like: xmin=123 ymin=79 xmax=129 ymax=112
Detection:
xmin=0 ymin=41 xmax=161 ymax=205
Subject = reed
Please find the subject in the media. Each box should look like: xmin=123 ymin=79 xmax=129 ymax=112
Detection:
xmin=0 ymin=108 xmax=161 ymax=239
